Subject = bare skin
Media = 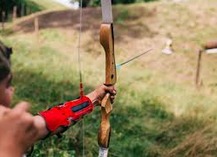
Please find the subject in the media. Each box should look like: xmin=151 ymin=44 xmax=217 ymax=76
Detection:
xmin=0 ymin=102 xmax=38 ymax=157
xmin=0 ymin=74 xmax=14 ymax=108
xmin=33 ymin=84 xmax=117 ymax=139
xmin=0 ymin=73 xmax=117 ymax=155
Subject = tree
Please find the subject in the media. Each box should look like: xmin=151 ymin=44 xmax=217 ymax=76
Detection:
xmin=0 ymin=0 xmax=39 ymax=22
xmin=71 ymin=0 xmax=157 ymax=8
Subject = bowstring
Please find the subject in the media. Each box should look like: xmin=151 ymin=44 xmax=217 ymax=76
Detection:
xmin=78 ymin=0 xmax=84 ymax=98
xmin=77 ymin=0 xmax=85 ymax=156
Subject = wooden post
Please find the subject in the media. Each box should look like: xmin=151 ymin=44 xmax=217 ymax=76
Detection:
xmin=195 ymin=40 xmax=217 ymax=88
xmin=13 ymin=6 xmax=17 ymax=22
xmin=195 ymin=49 xmax=203 ymax=87
xmin=34 ymin=17 xmax=39 ymax=42
xmin=21 ymin=3 xmax=24 ymax=17
xmin=204 ymin=40 xmax=217 ymax=50
xmin=1 ymin=11 xmax=5 ymax=30
xmin=12 ymin=6 xmax=17 ymax=31
xmin=34 ymin=17 xmax=39 ymax=34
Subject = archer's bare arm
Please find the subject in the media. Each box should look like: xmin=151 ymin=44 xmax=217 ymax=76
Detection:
xmin=33 ymin=84 xmax=117 ymax=139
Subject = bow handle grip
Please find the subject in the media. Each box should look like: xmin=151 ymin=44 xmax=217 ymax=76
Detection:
xmin=98 ymin=93 xmax=112 ymax=148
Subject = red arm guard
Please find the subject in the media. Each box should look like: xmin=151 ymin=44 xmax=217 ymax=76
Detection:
xmin=39 ymin=96 xmax=94 ymax=132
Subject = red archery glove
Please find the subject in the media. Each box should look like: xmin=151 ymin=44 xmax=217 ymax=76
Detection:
xmin=39 ymin=96 xmax=94 ymax=132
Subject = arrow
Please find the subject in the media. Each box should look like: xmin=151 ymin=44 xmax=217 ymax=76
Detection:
xmin=116 ymin=48 xmax=153 ymax=69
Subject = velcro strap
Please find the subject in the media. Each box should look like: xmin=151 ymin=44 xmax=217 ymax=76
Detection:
xmin=39 ymin=96 xmax=94 ymax=132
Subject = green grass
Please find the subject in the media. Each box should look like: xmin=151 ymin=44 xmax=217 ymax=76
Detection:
xmin=28 ymin=0 xmax=67 ymax=10
xmin=1 ymin=0 xmax=217 ymax=156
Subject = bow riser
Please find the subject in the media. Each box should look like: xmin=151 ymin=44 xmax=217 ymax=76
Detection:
xmin=100 ymin=24 xmax=116 ymax=85
xmin=98 ymin=21 xmax=116 ymax=157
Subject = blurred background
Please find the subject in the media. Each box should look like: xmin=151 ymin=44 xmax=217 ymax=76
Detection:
xmin=1 ymin=0 xmax=217 ymax=156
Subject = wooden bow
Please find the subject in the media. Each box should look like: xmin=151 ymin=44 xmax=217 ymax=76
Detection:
xmin=97 ymin=1 xmax=116 ymax=156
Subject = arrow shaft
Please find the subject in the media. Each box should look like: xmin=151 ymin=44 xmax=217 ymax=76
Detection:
xmin=117 ymin=48 xmax=152 ymax=67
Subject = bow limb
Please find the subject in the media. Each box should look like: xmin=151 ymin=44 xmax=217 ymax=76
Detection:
xmin=98 ymin=20 xmax=117 ymax=157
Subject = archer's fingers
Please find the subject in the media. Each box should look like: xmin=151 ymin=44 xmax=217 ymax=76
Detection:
xmin=110 ymin=95 xmax=116 ymax=104
xmin=0 ymin=105 xmax=10 ymax=116
xmin=103 ymin=85 xmax=117 ymax=95
xmin=13 ymin=101 xmax=30 ymax=113
xmin=24 ymin=113 xmax=38 ymax=137
xmin=110 ymin=95 xmax=116 ymax=99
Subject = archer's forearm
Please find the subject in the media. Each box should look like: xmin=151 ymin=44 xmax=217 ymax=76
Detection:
xmin=33 ymin=115 xmax=49 ymax=140
xmin=35 ymin=96 xmax=94 ymax=139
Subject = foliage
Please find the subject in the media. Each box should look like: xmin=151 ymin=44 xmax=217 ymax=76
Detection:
xmin=115 ymin=9 xmax=129 ymax=24
xmin=73 ymin=0 xmax=158 ymax=7
xmin=0 ymin=0 xmax=41 ymax=21
xmin=0 ymin=0 xmax=63 ymax=22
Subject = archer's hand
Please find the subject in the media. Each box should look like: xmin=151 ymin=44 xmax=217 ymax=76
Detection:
xmin=0 ymin=102 xmax=38 ymax=157
xmin=86 ymin=84 xmax=117 ymax=106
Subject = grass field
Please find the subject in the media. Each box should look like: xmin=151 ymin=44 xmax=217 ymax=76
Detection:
xmin=1 ymin=0 xmax=217 ymax=156
xmin=29 ymin=0 xmax=67 ymax=10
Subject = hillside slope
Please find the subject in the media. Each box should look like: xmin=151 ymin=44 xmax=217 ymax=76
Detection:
xmin=1 ymin=0 xmax=217 ymax=156
xmin=29 ymin=0 xmax=67 ymax=10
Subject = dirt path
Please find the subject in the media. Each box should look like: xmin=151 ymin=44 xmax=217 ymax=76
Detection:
xmin=14 ymin=8 xmax=101 ymax=33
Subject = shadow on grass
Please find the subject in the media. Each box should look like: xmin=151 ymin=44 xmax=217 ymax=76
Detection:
xmin=0 ymin=28 xmax=15 ymax=36
xmin=102 ymin=98 xmax=209 ymax=157
xmin=13 ymin=68 xmax=92 ymax=112
xmin=12 ymin=69 xmax=211 ymax=157
xmin=105 ymin=98 xmax=174 ymax=157
xmin=12 ymin=67 xmax=174 ymax=156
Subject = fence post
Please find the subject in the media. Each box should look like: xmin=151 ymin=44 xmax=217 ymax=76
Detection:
xmin=13 ymin=6 xmax=17 ymax=22
xmin=195 ymin=49 xmax=203 ymax=87
xmin=34 ymin=17 xmax=40 ymax=42
xmin=1 ymin=11 xmax=5 ymax=30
